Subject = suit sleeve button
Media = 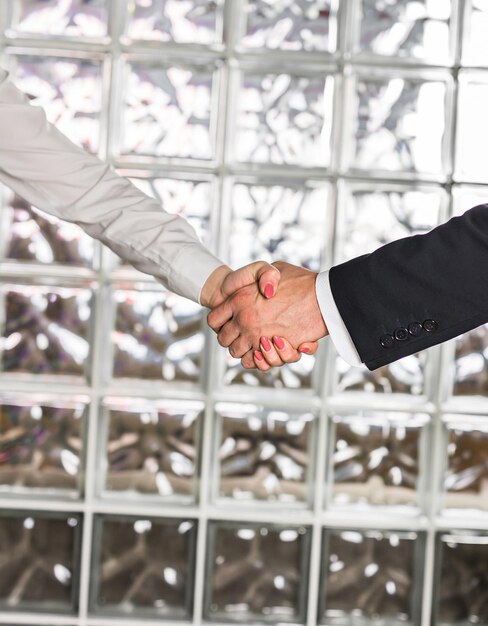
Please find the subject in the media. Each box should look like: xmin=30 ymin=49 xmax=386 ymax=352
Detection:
xmin=423 ymin=319 xmax=438 ymax=332
xmin=394 ymin=327 xmax=409 ymax=341
xmin=408 ymin=322 xmax=423 ymax=337
xmin=380 ymin=333 xmax=395 ymax=348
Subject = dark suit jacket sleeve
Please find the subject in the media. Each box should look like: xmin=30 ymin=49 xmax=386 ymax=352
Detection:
xmin=328 ymin=203 xmax=488 ymax=371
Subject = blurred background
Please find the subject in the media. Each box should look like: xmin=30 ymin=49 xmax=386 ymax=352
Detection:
xmin=0 ymin=0 xmax=487 ymax=624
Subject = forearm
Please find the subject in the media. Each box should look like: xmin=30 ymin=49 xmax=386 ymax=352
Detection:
xmin=0 ymin=68 xmax=223 ymax=303
xmin=329 ymin=204 xmax=488 ymax=370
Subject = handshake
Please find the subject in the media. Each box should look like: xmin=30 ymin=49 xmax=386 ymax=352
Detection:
xmin=201 ymin=261 xmax=329 ymax=369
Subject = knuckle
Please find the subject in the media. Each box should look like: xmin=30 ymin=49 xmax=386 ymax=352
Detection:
xmin=229 ymin=345 xmax=240 ymax=359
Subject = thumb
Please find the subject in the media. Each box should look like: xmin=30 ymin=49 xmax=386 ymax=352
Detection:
xmin=221 ymin=261 xmax=281 ymax=298
xmin=256 ymin=262 xmax=281 ymax=299
xmin=296 ymin=341 xmax=319 ymax=356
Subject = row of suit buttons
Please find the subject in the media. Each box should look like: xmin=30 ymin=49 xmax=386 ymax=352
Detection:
xmin=380 ymin=319 xmax=438 ymax=349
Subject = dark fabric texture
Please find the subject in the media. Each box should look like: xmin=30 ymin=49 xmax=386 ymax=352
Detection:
xmin=329 ymin=203 xmax=488 ymax=370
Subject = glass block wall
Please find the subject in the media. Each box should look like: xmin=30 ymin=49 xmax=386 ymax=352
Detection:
xmin=0 ymin=1 xmax=487 ymax=625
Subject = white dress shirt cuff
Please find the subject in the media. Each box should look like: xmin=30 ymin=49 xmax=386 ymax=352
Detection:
xmin=168 ymin=245 xmax=225 ymax=305
xmin=315 ymin=270 xmax=363 ymax=366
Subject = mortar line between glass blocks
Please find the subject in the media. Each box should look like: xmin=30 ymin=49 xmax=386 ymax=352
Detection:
xmin=0 ymin=614 xmax=80 ymax=626
xmin=76 ymin=267 xmax=110 ymax=619
xmin=75 ymin=7 xmax=128 ymax=617
xmin=420 ymin=406 xmax=448 ymax=626
xmin=191 ymin=399 xmax=216 ymax=624
xmin=189 ymin=1 xmax=239 ymax=620
xmin=104 ymin=1 xmax=126 ymax=165
xmin=452 ymin=0 xmax=465 ymax=67
xmin=0 ymin=1 xmax=9 ymax=36
xmin=225 ymin=0 xmax=246 ymax=51
xmin=306 ymin=400 xmax=330 ymax=626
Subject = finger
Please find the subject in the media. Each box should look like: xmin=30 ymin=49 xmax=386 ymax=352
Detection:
xmin=241 ymin=350 xmax=256 ymax=369
xmin=217 ymin=321 xmax=239 ymax=348
xmin=207 ymin=300 xmax=233 ymax=332
xmin=259 ymin=336 xmax=285 ymax=367
xmin=256 ymin=263 xmax=280 ymax=299
xmin=221 ymin=261 xmax=280 ymax=299
xmin=253 ymin=349 xmax=271 ymax=371
xmin=228 ymin=336 xmax=252 ymax=359
xmin=271 ymin=335 xmax=301 ymax=364
xmin=297 ymin=341 xmax=319 ymax=356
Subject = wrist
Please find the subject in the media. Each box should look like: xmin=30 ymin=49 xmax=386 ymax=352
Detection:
xmin=311 ymin=273 xmax=328 ymax=338
xmin=200 ymin=264 xmax=232 ymax=308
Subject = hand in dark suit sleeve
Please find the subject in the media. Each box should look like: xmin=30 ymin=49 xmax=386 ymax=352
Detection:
xmin=328 ymin=203 xmax=488 ymax=370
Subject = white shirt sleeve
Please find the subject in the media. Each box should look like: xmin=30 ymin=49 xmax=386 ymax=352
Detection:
xmin=0 ymin=68 xmax=224 ymax=304
xmin=315 ymin=270 xmax=363 ymax=366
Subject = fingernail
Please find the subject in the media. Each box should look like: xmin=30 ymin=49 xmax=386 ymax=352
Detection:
xmin=254 ymin=350 xmax=264 ymax=361
xmin=299 ymin=347 xmax=310 ymax=354
xmin=264 ymin=283 xmax=274 ymax=298
xmin=273 ymin=336 xmax=285 ymax=350
xmin=260 ymin=336 xmax=271 ymax=351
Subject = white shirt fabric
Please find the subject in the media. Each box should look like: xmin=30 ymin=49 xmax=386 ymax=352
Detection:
xmin=0 ymin=68 xmax=223 ymax=303
xmin=0 ymin=68 xmax=362 ymax=366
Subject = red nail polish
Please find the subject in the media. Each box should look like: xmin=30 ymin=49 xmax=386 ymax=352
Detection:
xmin=273 ymin=336 xmax=285 ymax=350
xmin=254 ymin=350 xmax=264 ymax=361
xmin=299 ymin=347 xmax=310 ymax=354
xmin=261 ymin=336 xmax=271 ymax=351
xmin=264 ymin=283 xmax=274 ymax=298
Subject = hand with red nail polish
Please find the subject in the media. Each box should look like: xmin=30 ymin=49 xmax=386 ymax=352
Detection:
xmin=208 ymin=261 xmax=327 ymax=366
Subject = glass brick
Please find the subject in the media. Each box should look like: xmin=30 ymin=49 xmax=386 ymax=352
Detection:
xmin=102 ymin=398 xmax=202 ymax=500
xmin=462 ymin=0 xmax=488 ymax=67
xmin=443 ymin=415 xmax=488 ymax=513
xmin=234 ymin=71 xmax=334 ymax=167
xmin=128 ymin=175 xmax=213 ymax=248
xmin=214 ymin=403 xmax=315 ymax=504
xmin=0 ymin=396 xmax=87 ymax=494
xmin=337 ymin=185 xmax=443 ymax=264
xmin=224 ymin=351 xmax=316 ymax=390
xmin=328 ymin=411 xmax=429 ymax=510
xmin=452 ymin=324 xmax=488 ymax=397
xmin=91 ymin=515 xmax=196 ymax=617
xmin=111 ymin=286 xmax=204 ymax=384
xmin=435 ymin=531 xmax=488 ymax=624
xmin=0 ymin=283 xmax=92 ymax=378
xmin=347 ymin=71 xmax=448 ymax=175
xmin=8 ymin=0 xmax=108 ymax=38
xmin=223 ymin=180 xmax=330 ymax=390
xmin=320 ymin=528 xmax=424 ymax=624
xmin=242 ymin=0 xmax=336 ymax=52
xmin=2 ymin=188 xmax=95 ymax=267
xmin=124 ymin=0 xmax=222 ymax=45
xmin=228 ymin=181 xmax=329 ymax=272
xmin=455 ymin=72 xmax=488 ymax=183
xmin=205 ymin=522 xmax=310 ymax=622
xmin=12 ymin=55 xmax=103 ymax=154
xmin=336 ymin=351 xmax=428 ymax=397
xmin=452 ymin=185 xmax=488 ymax=218
xmin=120 ymin=61 xmax=217 ymax=161
xmin=0 ymin=512 xmax=81 ymax=611
xmin=106 ymin=174 xmax=215 ymax=274
xmin=355 ymin=0 xmax=452 ymax=62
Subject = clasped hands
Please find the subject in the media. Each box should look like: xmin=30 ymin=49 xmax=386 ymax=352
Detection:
xmin=201 ymin=261 xmax=329 ymax=369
